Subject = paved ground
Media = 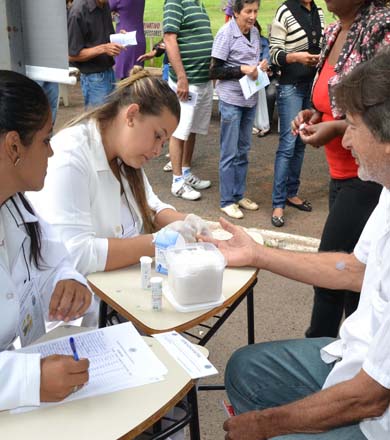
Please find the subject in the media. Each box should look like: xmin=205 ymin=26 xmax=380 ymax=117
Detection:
xmin=56 ymin=85 xmax=331 ymax=439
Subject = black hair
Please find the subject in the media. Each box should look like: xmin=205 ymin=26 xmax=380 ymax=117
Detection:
xmin=0 ymin=69 xmax=50 ymax=266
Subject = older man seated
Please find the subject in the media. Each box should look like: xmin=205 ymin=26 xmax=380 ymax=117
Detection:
xmin=203 ymin=49 xmax=390 ymax=440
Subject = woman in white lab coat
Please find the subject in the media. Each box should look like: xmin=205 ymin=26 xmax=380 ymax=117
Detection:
xmin=0 ymin=70 xmax=92 ymax=411
xmin=29 ymin=67 xmax=209 ymax=276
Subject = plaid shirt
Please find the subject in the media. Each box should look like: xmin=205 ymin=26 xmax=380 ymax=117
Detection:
xmin=313 ymin=2 xmax=390 ymax=119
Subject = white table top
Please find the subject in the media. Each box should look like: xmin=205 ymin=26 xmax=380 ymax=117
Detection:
xmin=0 ymin=326 xmax=208 ymax=440
xmin=88 ymin=264 xmax=258 ymax=334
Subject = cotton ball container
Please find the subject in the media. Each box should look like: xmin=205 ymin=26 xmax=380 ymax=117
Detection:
xmin=166 ymin=243 xmax=226 ymax=305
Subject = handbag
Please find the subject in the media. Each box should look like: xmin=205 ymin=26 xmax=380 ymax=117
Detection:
xmin=253 ymin=87 xmax=270 ymax=131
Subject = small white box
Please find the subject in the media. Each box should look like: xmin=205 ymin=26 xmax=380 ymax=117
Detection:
xmin=165 ymin=243 xmax=226 ymax=306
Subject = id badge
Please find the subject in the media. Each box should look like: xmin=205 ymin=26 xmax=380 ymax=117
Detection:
xmin=18 ymin=279 xmax=46 ymax=347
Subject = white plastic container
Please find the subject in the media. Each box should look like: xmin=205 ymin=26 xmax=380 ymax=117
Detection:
xmin=165 ymin=243 xmax=226 ymax=306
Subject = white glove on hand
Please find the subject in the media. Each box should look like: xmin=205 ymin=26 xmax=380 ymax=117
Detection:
xmin=184 ymin=214 xmax=211 ymax=238
xmin=156 ymin=215 xmax=211 ymax=244
xmin=165 ymin=220 xmax=197 ymax=243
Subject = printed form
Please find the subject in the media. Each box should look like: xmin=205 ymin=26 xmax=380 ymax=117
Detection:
xmin=239 ymin=68 xmax=270 ymax=99
xmin=14 ymin=323 xmax=167 ymax=413
xmin=153 ymin=331 xmax=218 ymax=379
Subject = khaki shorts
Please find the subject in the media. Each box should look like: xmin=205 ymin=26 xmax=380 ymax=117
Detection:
xmin=168 ymin=78 xmax=213 ymax=141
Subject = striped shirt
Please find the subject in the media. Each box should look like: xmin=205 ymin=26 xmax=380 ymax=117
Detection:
xmin=270 ymin=0 xmax=324 ymax=84
xmin=212 ymin=19 xmax=260 ymax=107
xmin=163 ymin=0 xmax=213 ymax=84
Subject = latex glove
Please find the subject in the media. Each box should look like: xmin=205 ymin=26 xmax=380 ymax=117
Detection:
xmin=184 ymin=214 xmax=212 ymax=238
xmin=165 ymin=220 xmax=197 ymax=243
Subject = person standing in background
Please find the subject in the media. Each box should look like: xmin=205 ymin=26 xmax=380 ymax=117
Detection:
xmin=292 ymin=0 xmax=390 ymax=338
xmin=163 ymin=0 xmax=214 ymax=201
xmin=109 ymin=0 xmax=146 ymax=80
xmin=269 ymin=0 xmax=324 ymax=228
xmin=210 ymin=0 xmax=265 ymax=219
xmin=68 ymin=0 xmax=124 ymax=107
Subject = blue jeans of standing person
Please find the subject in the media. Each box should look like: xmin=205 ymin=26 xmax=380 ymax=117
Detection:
xmin=80 ymin=69 xmax=115 ymax=108
xmin=219 ymin=100 xmax=257 ymax=208
xmin=36 ymin=81 xmax=59 ymax=123
xmin=225 ymin=338 xmax=366 ymax=440
xmin=272 ymin=82 xmax=312 ymax=208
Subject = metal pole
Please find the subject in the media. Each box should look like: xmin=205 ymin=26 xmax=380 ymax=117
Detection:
xmin=0 ymin=0 xmax=24 ymax=72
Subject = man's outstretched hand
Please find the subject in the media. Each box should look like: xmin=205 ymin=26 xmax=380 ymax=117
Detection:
xmin=199 ymin=217 xmax=259 ymax=268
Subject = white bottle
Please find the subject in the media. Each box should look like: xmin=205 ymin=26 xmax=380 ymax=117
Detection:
xmin=140 ymin=256 xmax=152 ymax=289
xmin=150 ymin=276 xmax=163 ymax=311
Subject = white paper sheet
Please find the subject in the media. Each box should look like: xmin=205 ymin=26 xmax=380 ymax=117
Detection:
xmin=153 ymin=331 xmax=218 ymax=379
xmin=239 ymin=68 xmax=270 ymax=99
xmin=110 ymin=31 xmax=137 ymax=46
xmin=169 ymin=84 xmax=198 ymax=107
xmin=14 ymin=323 xmax=167 ymax=413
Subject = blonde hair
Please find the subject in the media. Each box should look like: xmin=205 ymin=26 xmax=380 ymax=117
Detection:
xmin=66 ymin=67 xmax=180 ymax=233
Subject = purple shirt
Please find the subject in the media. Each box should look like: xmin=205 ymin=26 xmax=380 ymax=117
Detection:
xmin=212 ymin=18 xmax=260 ymax=107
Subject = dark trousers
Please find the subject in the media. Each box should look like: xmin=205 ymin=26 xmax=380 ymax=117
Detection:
xmin=306 ymin=177 xmax=382 ymax=338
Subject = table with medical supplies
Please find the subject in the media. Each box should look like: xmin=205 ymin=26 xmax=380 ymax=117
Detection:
xmin=88 ymin=259 xmax=258 ymax=440
xmin=0 ymin=326 xmax=208 ymax=440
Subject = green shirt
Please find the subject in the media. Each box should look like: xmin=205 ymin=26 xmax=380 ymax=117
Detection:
xmin=163 ymin=0 xmax=213 ymax=84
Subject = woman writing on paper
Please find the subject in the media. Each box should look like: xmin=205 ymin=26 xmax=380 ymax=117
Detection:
xmin=29 ymin=67 xmax=210 ymax=277
xmin=0 ymin=70 xmax=92 ymax=411
xmin=209 ymin=0 xmax=266 ymax=220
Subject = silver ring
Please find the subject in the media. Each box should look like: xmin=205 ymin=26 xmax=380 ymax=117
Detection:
xmin=72 ymin=385 xmax=78 ymax=393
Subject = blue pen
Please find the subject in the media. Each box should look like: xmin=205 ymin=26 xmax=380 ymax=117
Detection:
xmin=69 ymin=337 xmax=79 ymax=361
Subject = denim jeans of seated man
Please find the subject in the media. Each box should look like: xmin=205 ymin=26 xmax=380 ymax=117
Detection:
xmin=219 ymin=100 xmax=257 ymax=208
xmin=225 ymin=337 xmax=366 ymax=440
xmin=272 ymin=82 xmax=312 ymax=209
xmin=80 ymin=68 xmax=116 ymax=108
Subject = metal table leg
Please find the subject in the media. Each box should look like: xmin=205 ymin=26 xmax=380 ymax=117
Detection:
xmin=188 ymin=386 xmax=201 ymax=440
xmin=246 ymin=287 xmax=255 ymax=345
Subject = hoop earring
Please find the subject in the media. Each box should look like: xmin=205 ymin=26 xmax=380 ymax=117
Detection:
xmin=14 ymin=157 xmax=21 ymax=167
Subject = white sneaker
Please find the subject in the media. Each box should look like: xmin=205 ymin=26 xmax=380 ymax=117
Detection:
xmin=220 ymin=204 xmax=244 ymax=219
xmin=171 ymin=182 xmax=201 ymax=200
xmin=238 ymin=197 xmax=259 ymax=211
xmin=184 ymin=172 xmax=211 ymax=190
xmin=163 ymin=161 xmax=172 ymax=172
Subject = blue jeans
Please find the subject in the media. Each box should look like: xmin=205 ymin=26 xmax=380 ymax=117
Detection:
xmin=225 ymin=338 xmax=366 ymax=439
xmin=219 ymin=100 xmax=257 ymax=208
xmin=36 ymin=81 xmax=59 ymax=123
xmin=272 ymin=83 xmax=312 ymax=208
xmin=80 ymin=69 xmax=115 ymax=107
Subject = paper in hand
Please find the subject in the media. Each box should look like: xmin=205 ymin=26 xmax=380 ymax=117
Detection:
xmin=110 ymin=31 xmax=137 ymax=46
xmin=239 ymin=68 xmax=270 ymax=99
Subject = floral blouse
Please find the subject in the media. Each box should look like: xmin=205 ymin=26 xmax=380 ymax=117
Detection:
xmin=313 ymin=2 xmax=390 ymax=119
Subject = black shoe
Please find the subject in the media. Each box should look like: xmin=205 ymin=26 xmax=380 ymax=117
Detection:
xmin=271 ymin=215 xmax=285 ymax=227
xmin=286 ymin=199 xmax=312 ymax=212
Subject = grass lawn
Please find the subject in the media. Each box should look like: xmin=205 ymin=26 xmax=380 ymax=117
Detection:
xmin=144 ymin=0 xmax=335 ymax=36
xmin=143 ymin=0 xmax=334 ymax=66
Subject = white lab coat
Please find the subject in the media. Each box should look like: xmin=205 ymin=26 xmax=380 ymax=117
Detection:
xmin=29 ymin=119 xmax=174 ymax=276
xmin=0 ymin=194 xmax=92 ymax=411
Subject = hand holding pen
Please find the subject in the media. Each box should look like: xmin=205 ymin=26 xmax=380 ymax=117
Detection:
xmin=39 ymin=337 xmax=89 ymax=402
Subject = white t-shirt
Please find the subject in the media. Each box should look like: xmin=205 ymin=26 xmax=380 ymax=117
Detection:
xmin=321 ymin=188 xmax=390 ymax=440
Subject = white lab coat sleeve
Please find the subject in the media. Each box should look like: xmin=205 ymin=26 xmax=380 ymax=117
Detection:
xmin=143 ymin=170 xmax=175 ymax=215
xmin=30 ymin=215 xmax=96 ymax=320
xmin=28 ymin=147 xmax=108 ymax=276
xmin=0 ymin=351 xmax=41 ymax=411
